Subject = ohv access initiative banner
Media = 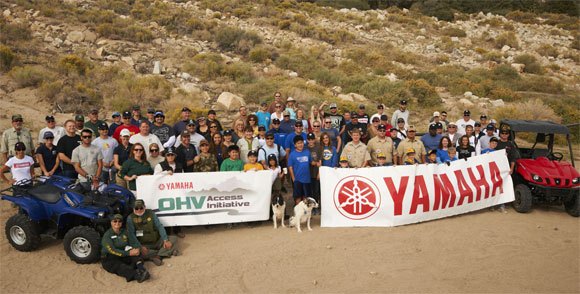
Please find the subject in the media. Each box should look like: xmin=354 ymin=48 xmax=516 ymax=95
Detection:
xmin=136 ymin=171 xmax=272 ymax=226
xmin=320 ymin=150 xmax=515 ymax=227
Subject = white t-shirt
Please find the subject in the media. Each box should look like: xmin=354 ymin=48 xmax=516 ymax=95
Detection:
xmin=38 ymin=126 xmax=66 ymax=146
xmin=5 ymin=156 xmax=34 ymax=183
xmin=92 ymin=136 xmax=118 ymax=171
xmin=129 ymin=133 xmax=164 ymax=158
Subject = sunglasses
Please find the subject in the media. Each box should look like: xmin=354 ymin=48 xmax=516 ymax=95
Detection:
xmin=275 ymin=105 xmax=281 ymax=108
xmin=82 ymin=136 xmax=92 ymax=139
xmin=449 ymin=126 xmax=457 ymax=128
xmin=372 ymin=120 xmax=379 ymax=122
xmin=325 ymin=121 xmax=331 ymax=123
xmin=166 ymin=153 xmax=176 ymax=156
xmin=47 ymin=120 xmax=55 ymax=123
xmin=266 ymin=137 xmax=274 ymax=140
xmin=273 ymin=122 xmax=280 ymax=124
xmin=134 ymin=207 xmax=144 ymax=211
xmin=150 ymin=149 xmax=159 ymax=152
xmin=313 ymin=125 xmax=320 ymax=128
xmin=134 ymin=148 xmax=144 ymax=152
xmin=210 ymin=126 xmax=217 ymax=128
xmin=112 ymin=220 xmax=122 ymax=223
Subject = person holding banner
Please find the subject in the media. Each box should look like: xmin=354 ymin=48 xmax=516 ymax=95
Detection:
xmin=194 ymin=140 xmax=219 ymax=172
xmin=220 ymin=145 xmax=244 ymax=171
xmin=154 ymin=147 xmax=183 ymax=175
xmin=288 ymin=136 xmax=311 ymax=205
xmin=341 ymin=129 xmax=371 ymax=168
xmin=396 ymin=126 xmax=426 ymax=165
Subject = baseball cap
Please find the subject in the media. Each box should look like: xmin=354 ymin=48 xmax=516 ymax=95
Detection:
xmin=187 ymin=119 xmax=196 ymax=126
xmin=248 ymin=150 xmax=258 ymax=157
xmin=132 ymin=105 xmax=141 ymax=111
xmin=463 ymin=110 xmax=471 ymax=116
xmin=112 ymin=112 xmax=121 ymax=118
xmin=406 ymin=148 xmax=416 ymax=154
xmin=45 ymin=115 xmax=55 ymax=121
xmin=12 ymin=114 xmax=23 ymax=121
xmin=307 ymin=132 xmax=316 ymax=140
xmin=120 ymin=129 xmax=131 ymax=137
xmin=122 ymin=111 xmax=131 ymax=118
xmin=75 ymin=114 xmax=84 ymax=121
xmin=390 ymin=128 xmax=398 ymax=132
xmin=351 ymin=113 xmax=359 ymax=119
xmin=377 ymin=124 xmax=386 ymax=131
xmin=89 ymin=108 xmax=99 ymax=114
xmin=329 ymin=103 xmax=337 ymax=109
xmin=43 ymin=131 xmax=54 ymax=139
xmin=272 ymin=118 xmax=280 ymax=124
xmin=98 ymin=122 xmax=108 ymax=130
xmin=474 ymin=122 xmax=481 ymax=127
xmin=181 ymin=107 xmax=191 ymax=112
xmin=480 ymin=114 xmax=488 ymax=119
xmin=181 ymin=130 xmax=191 ymax=137
xmin=429 ymin=123 xmax=437 ymax=130
xmin=154 ymin=111 xmax=164 ymax=117
xmin=377 ymin=152 xmax=386 ymax=158
xmin=486 ymin=124 xmax=495 ymax=131
xmin=397 ymin=118 xmax=405 ymax=123
xmin=380 ymin=114 xmax=388 ymax=121
xmin=400 ymin=100 xmax=407 ymax=105
xmin=433 ymin=111 xmax=440 ymax=117
xmin=147 ymin=107 xmax=155 ymax=114
xmin=295 ymin=121 xmax=303 ymax=127
xmin=408 ymin=125 xmax=416 ymax=132
xmin=208 ymin=109 xmax=216 ymax=115
xmin=267 ymin=154 xmax=277 ymax=161
xmin=339 ymin=155 xmax=348 ymax=162
xmin=165 ymin=147 xmax=176 ymax=155
xmin=111 ymin=214 xmax=123 ymax=221
xmin=223 ymin=129 xmax=233 ymax=136
xmin=287 ymin=97 xmax=295 ymax=102
xmin=199 ymin=139 xmax=209 ymax=146
xmin=134 ymin=199 xmax=145 ymax=209
xmin=258 ymin=125 xmax=266 ymax=131
xmin=435 ymin=122 xmax=443 ymax=129
xmin=197 ymin=116 xmax=206 ymax=121
xmin=283 ymin=110 xmax=290 ymax=116
xmin=15 ymin=142 xmax=26 ymax=151
xmin=490 ymin=137 xmax=499 ymax=143
xmin=448 ymin=121 xmax=456 ymax=127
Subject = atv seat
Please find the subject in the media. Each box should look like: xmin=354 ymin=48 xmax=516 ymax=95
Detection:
xmin=28 ymin=185 xmax=62 ymax=203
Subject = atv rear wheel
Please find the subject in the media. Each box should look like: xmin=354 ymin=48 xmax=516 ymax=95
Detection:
xmin=63 ymin=226 xmax=101 ymax=264
xmin=5 ymin=214 xmax=41 ymax=251
xmin=513 ymin=184 xmax=533 ymax=213
xmin=564 ymin=193 xmax=580 ymax=217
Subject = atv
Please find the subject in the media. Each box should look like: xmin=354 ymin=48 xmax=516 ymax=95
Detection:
xmin=1 ymin=175 xmax=135 ymax=263
xmin=499 ymin=120 xmax=580 ymax=216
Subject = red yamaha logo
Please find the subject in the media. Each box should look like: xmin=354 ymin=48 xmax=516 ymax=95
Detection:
xmin=334 ymin=176 xmax=381 ymax=220
xmin=158 ymin=184 xmax=165 ymax=190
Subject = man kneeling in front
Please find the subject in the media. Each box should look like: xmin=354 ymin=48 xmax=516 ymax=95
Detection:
xmin=126 ymin=199 xmax=179 ymax=266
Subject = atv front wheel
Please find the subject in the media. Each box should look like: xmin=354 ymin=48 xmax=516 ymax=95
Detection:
xmin=513 ymin=184 xmax=533 ymax=213
xmin=564 ymin=193 xmax=579 ymax=217
xmin=5 ymin=214 xmax=41 ymax=251
xmin=63 ymin=226 xmax=101 ymax=264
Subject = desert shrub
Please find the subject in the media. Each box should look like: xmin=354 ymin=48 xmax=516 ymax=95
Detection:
xmin=447 ymin=78 xmax=475 ymax=96
xmin=9 ymin=66 xmax=53 ymax=88
xmin=495 ymin=99 xmax=560 ymax=123
xmin=434 ymin=54 xmax=449 ymax=64
xmin=358 ymin=78 xmax=410 ymax=105
xmin=248 ymin=46 xmax=273 ymax=63
xmin=238 ymin=77 xmax=283 ymax=105
xmin=514 ymin=76 xmax=564 ymax=94
xmin=489 ymin=87 xmax=521 ymax=102
xmin=222 ymin=62 xmax=255 ymax=84
xmin=277 ymin=20 xmax=292 ymax=30
xmin=405 ymin=79 xmax=440 ymax=107
xmin=109 ymin=75 xmax=172 ymax=107
xmin=492 ymin=64 xmax=521 ymax=81
xmin=96 ymin=22 xmax=153 ymax=42
xmin=494 ymin=32 xmax=519 ymax=49
xmin=441 ymin=27 xmax=467 ymax=38
xmin=513 ymin=54 xmax=544 ymax=74
xmin=0 ymin=45 xmax=16 ymax=72
xmin=215 ymin=26 xmax=262 ymax=55
xmin=340 ymin=74 xmax=372 ymax=94
xmin=39 ymin=81 xmax=62 ymax=100
xmin=58 ymin=55 xmax=91 ymax=76
xmin=481 ymin=51 xmax=504 ymax=63
xmin=184 ymin=53 xmax=224 ymax=81
xmin=314 ymin=0 xmax=370 ymax=10
xmin=310 ymin=68 xmax=345 ymax=87
xmin=0 ymin=20 xmax=32 ymax=43
xmin=536 ymin=44 xmax=559 ymax=57
xmin=505 ymin=10 xmax=537 ymax=24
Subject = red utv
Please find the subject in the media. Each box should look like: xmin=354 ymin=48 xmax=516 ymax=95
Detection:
xmin=499 ymin=120 xmax=579 ymax=217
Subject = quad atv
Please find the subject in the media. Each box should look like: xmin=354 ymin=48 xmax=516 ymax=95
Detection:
xmin=499 ymin=120 xmax=580 ymax=216
xmin=1 ymin=175 xmax=135 ymax=263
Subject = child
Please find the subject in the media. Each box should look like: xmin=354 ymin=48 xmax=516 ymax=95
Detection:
xmin=426 ymin=150 xmax=438 ymax=164
xmin=404 ymin=148 xmax=419 ymax=165
xmin=447 ymin=147 xmax=458 ymax=163
xmin=288 ymin=136 xmax=311 ymax=205
xmin=375 ymin=153 xmax=390 ymax=166
xmin=220 ymin=145 xmax=244 ymax=171
xmin=267 ymin=154 xmax=283 ymax=199
xmin=244 ymin=150 xmax=264 ymax=171
xmin=338 ymin=155 xmax=349 ymax=168
xmin=481 ymin=137 xmax=498 ymax=154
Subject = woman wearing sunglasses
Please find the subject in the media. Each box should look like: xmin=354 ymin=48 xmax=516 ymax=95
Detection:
xmin=119 ymin=143 xmax=153 ymax=196
xmin=1 ymin=142 xmax=35 ymax=186
xmin=147 ymin=143 xmax=163 ymax=170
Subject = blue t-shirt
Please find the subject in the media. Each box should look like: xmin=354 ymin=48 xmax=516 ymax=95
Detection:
xmin=322 ymin=145 xmax=338 ymax=167
xmin=256 ymin=111 xmax=271 ymax=131
xmin=421 ymin=133 xmax=442 ymax=152
xmin=284 ymin=132 xmax=307 ymax=152
xmin=481 ymin=148 xmax=495 ymax=154
xmin=288 ymin=148 xmax=311 ymax=183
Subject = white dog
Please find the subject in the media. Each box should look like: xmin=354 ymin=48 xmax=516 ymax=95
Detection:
xmin=289 ymin=197 xmax=319 ymax=233
xmin=272 ymin=195 xmax=286 ymax=229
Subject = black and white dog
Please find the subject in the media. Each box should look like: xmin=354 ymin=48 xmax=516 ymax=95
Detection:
xmin=272 ymin=195 xmax=286 ymax=229
xmin=289 ymin=197 xmax=319 ymax=233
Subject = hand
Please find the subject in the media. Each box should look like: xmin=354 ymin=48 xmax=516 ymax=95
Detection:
xmin=129 ymin=248 xmax=140 ymax=256
xmin=168 ymin=170 xmax=173 ymax=176
xmin=132 ymin=175 xmax=138 ymax=181
xmin=194 ymin=155 xmax=200 ymax=163
xmin=163 ymin=240 xmax=172 ymax=249
xmin=43 ymin=171 xmax=51 ymax=176
xmin=141 ymin=246 xmax=149 ymax=255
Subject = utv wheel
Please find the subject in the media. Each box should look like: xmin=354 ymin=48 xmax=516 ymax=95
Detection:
xmin=564 ymin=193 xmax=580 ymax=217
xmin=513 ymin=184 xmax=533 ymax=213
xmin=63 ymin=226 xmax=101 ymax=264
xmin=5 ymin=214 xmax=41 ymax=251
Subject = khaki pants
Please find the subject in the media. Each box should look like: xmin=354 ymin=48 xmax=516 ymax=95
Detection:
xmin=142 ymin=235 xmax=178 ymax=258
xmin=116 ymin=171 xmax=127 ymax=189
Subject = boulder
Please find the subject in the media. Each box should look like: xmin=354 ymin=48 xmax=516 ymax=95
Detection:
xmin=83 ymin=30 xmax=97 ymax=43
xmin=451 ymin=37 xmax=459 ymax=42
xmin=490 ymin=99 xmax=505 ymax=107
xmin=152 ymin=61 xmax=162 ymax=74
xmin=121 ymin=56 xmax=134 ymax=67
xmin=288 ymin=71 xmax=298 ymax=78
xmin=459 ymin=98 xmax=475 ymax=107
xmin=510 ymin=63 xmax=525 ymax=73
xmin=66 ymin=31 xmax=84 ymax=43
xmin=331 ymin=86 xmax=342 ymax=96
xmin=464 ymin=91 xmax=473 ymax=98
xmin=501 ymin=45 xmax=511 ymax=52
xmin=216 ymin=92 xmax=246 ymax=111
xmin=337 ymin=93 xmax=367 ymax=103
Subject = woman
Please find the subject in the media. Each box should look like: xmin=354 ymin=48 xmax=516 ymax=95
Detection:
xmin=221 ymin=130 xmax=236 ymax=160
xmin=270 ymin=102 xmax=284 ymax=122
xmin=436 ymin=136 xmax=453 ymax=163
xmin=209 ymin=132 xmax=225 ymax=167
xmin=120 ymin=143 xmax=153 ymax=196
xmin=1 ymin=142 xmax=34 ymax=185
xmin=147 ymin=143 xmax=163 ymax=169
xmin=320 ymin=133 xmax=338 ymax=168
xmin=197 ymin=117 xmax=210 ymax=139
xmin=457 ymin=135 xmax=475 ymax=160
xmin=231 ymin=118 xmax=246 ymax=144
xmin=207 ymin=122 xmax=220 ymax=141
xmin=308 ymin=105 xmax=322 ymax=133
xmin=194 ymin=140 xmax=219 ymax=172
xmin=35 ymin=131 xmax=61 ymax=176
xmin=114 ymin=129 xmax=133 ymax=188
xmin=246 ymin=114 xmax=259 ymax=136
xmin=296 ymin=109 xmax=309 ymax=132
xmin=367 ymin=116 xmax=381 ymax=139
xmin=101 ymin=214 xmax=150 ymax=283
xmin=154 ymin=147 xmax=183 ymax=175
xmin=311 ymin=121 xmax=322 ymax=142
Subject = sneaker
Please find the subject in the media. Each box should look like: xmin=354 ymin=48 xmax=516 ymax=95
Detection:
xmin=136 ymin=269 xmax=150 ymax=283
xmin=151 ymin=256 xmax=163 ymax=266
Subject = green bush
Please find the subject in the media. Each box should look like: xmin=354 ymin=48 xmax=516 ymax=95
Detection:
xmin=494 ymin=32 xmax=519 ymax=49
xmin=481 ymin=51 xmax=504 ymax=63
xmin=513 ymin=54 xmax=544 ymax=74
xmin=0 ymin=45 xmax=16 ymax=72
xmin=405 ymin=79 xmax=440 ymax=107
xmin=358 ymin=78 xmax=410 ymax=105
xmin=214 ymin=26 xmax=262 ymax=55
xmin=9 ymin=66 xmax=52 ymax=88
xmin=441 ymin=27 xmax=467 ymax=38
xmin=505 ymin=10 xmax=538 ymax=24
xmin=536 ymin=44 xmax=559 ymax=57
xmin=514 ymin=76 xmax=564 ymax=94
xmin=248 ymin=46 xmax=272 ymax=63
xmin=492 ymin=64 xmax=521 ymax=81
xmin=0 ymin=20 xmax=32 ymax=43
xmin=489 ymin=87 xmax=521 ymax=102
xmin=58 ymin=55 xmax=91 ymax=76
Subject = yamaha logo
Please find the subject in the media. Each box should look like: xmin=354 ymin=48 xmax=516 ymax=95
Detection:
xmin=333 ymin=176 xmax=381 ymax=220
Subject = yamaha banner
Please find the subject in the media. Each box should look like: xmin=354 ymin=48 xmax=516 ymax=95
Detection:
xmin=136 ymin=171 xmax=273 ymax=226
xmin=320 ymin=150 xmax=515 ymax=227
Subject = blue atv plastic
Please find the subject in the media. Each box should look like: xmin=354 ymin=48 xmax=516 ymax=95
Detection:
xmin=2 ymin=175 xmax=135 ymax=264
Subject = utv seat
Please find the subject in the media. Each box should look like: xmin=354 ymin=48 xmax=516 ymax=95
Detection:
xmin=28 ymin=185 xmax=62 ymax=203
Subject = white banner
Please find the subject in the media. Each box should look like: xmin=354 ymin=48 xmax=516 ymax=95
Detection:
xmin=136 ymin=171 xmax=272 ymax=226
xmin=320 ymin=150 xmax=515 ymax=227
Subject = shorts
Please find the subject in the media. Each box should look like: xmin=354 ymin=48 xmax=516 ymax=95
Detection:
xmin=292 ymin=181 xmax=311 ymax=199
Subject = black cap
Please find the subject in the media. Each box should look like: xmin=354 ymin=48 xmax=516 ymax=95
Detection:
xmin=358 ymin=104 xmax=366 ymax=109
xmin=187 ymin=119 xmax=196 ymax=126
xmin=295 ymin=121 xmax=303 ymax=127
xmin=390 ymin=128 xmax=398 ymax=132
xmin=15 ymin=142 xmax=26 ymax=151
xmin=351 ymin=113 xmax=358 ymax=119
xmin=380 ymin=114 xmax=388 ymax=121
xmin=165 ymin=147 xmax=176 ymax=155
xmin=45 ymin=115 xmax=55 ymax=121
xmin=147 ymin=107 xmax=155 ymax=114
xmin=122 ymin=111 xmax=131 ymax=118
xmin=463 ymin=110 xmax=471 ymax=116
xmin=208 ymin=109 xmax=216 ymax=115
xmin=258 ymin=126 xmax=266 ymax=131
xmin=307 ymin=132 xmax=316 ymax=140
xmin=429 ymin=123 xmax=437 ymax=130
xmin=223 ymin=129 xmax=233 ymax=136
xmin=98 ymin=122 xmax=108 ymax=130
xmin=89 ymin=108 xmax=99 ymax=114
xmin=75 ymin=114 xmax=84 ymax=121
xmin=248 ymin=150 xmax=258 ymax=157
xmin=154 ymin=111 xmax=165 ymax=117
xmin=397 ymin=118 xmax=405 ymax=123
xmin=293 ymin=135 xmax=304 ymax=144
xmin=43 ymin=131 xmax=54 ymax=139
xmin=486 ymin=124 xmax=495 ymax=131
xmin=267 ymin=153 xmax=277 ymax=161
xmin=134 ymin=199 xmax=145 ymax=209
xmin=377 ymin=124 xmax=386 ymax=131
xmin=132 ymin=105 xmax=141 ymax=111
xmin=272 ymin=118 xmax=280 ymax=124
xmin=400 ymin=100 xmax=407 ymax=105
xmin=474 ymin=122 xmax=481 ymax=127
xmin=435 ymin=122 xmax=443 ymax=129
xmin=480 ymin=114 xmax=487 ymax=119
xmin=181 ymin=107 xmax=191 ymax=112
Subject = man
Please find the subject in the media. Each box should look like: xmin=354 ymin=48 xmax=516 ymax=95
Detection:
xmin=108 ymin=112 xmax=122 ymax=137
xmin=322 ymin=103 xmax=345 ymax=135
xmin=267 ymin=118 xmax=282 ymax=136
xmin=113 ymin=111 xmax=139 ymax=142
xmin=367 ymin=124 xmax=397 ymax=166
xmin=341 ymin=129 xmax=371 ymax=168
xmin=258 ymin=133 xmax=286 ymax=168
xmin=38 ymin=115 xmax=65 ymax=146
xmin=444 ymin=122 xmax=460 ymax=146
xmin=206 ymin=110 xmax=222 ymax=132
xmin=256 ymin=102 xmax=271 ymax=131
xmin=474 ymin=122 xmax=485 ymax=139
xmin=391 ymin=100 xmax=410 ymax=128
xmin=455 ymin=109 xmax=475 ymax=136
xmin=175 ymin=131 xmax=197 ymax=173
xmin=479 ymin=114 xmax=489 ymax=129
xmin=145 ymin=108 xmax=156 ymax=124
xmin=284 ymin=121 xmax=307 ymax=159
xmin=57 ymin=119 xmax=81 ymax=179
xmin=174 ymin=120 xmax=205 ymax=153
xmin=344 ymin=113 xmax=367 ymax=144
xmin=429 ymin=111 xmax=447 ymax=131
xmin=72 ymin=129 xmax=103 ymax=189
xmin=496 ymin=127 xmax=520 ymax=175
xmin=267 ymin=92 xmax=285 ymax=114
xmin=279 ymin=111 xmax=296 ymax=134
xmin=380 ymin=114 xmax=393 ymax=132
xmin=173 ymin=107 xmax=192 ymax=135
xmin=355 ymin=104 xmax=369 ymax=125
xmin=476 ymin=124 xmax=498 ymax=155
xmin=36 ymin=131 xmax=61 ymax=177
xmin=320 ymin=118 xmax=341 ymax=152
xmin=395 ymin=118 xmax=407 ymax=141
xmin=150 ymin=111 xmax=176 ymax=148
xmin=130 ymin=105 xmax=143 ymax=127
xmin=306 ymin=132 xmax=322 ymax=205
xmin=235 ymin=105 xmax=248 ymax=123
xmin=285 ymin=97 xmax=297 ymax=120
xmin=237 ymin=127 xmax=259 ymax=164
xmin=288 ymin=136 xmax=311 ymax=205
xmin=397 ymin=126 xmax=426 ymax=165
xmin=126 ymin=199 xmax=179 ymax=266
xmin=129 ymin=121 xmax=164 ymax=158
xmin=74 ymin=114 xmax=85 ymax=135
xmin=421 ymin=123 xmax=443 ymax=152
xmin=92 ymin=122 xmax=118 ymax=184
xmin=84 ymin=108 xmax=105 ymax=135
xmin=390 ymin=128 xmax=401 ymax=149
xmin=370 ymin=104 xmax=386 ymax=122
xmin=1 ymin=114 xmax=34 ymax=162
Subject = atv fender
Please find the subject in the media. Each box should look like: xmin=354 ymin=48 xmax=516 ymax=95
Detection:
xmin=0 ymin=195 xmax=49 ymax=221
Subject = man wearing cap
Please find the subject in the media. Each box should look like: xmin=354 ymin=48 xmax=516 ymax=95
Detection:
xmin=479 ymin=114 xmax=489 ymax=129
xmin=356 ymin=104 xmax=370 ymax=125
xmin=130 ymin=105 xmax=143 ymax=127
xmin=395 ymin=117 xmax=407 ymax=141
xmin=145 ymin=108 xmax=156 ymax=125
xmin=38 ymin=115 xmax=65 ymax=146
xmin=173 ymin=107 xmax=192 ymax=135
xmin=344 ymin=113 xmax=368 ymax=144
xmin=57 ymin=120 xmax=81 ymax=179
xmin=175 ymin=130 xmax=197 ymax=173
xmin=256 ymin=102 xmax=271 ymax=131
xmin=321 ymin=103 xmax=345 ymax=135
xmin=207 ymin=110 xmax=223 ymax=132
xmin=367 ymin=124 xmax=397 ymax=166
xmin=421 ymin=123 xmax=443 ymax=152
xmin=92 ymin=122 xmax=118 ymax=184
xmin=380 ymin=114 xmax=393 ymax=132
xmin=285 ymin=97 xmax=297 ymax=120
xmin=258 ymin=133 xmax=286 ymax=168
xmin=444 ymin=122 xmax=460 ymax=146
xmin=320 ymin=117 xmax=342 ymax=152
xmin=126 ymin=199 xmax=179 ymax=266
xmin=36 ymin=131 xmax=61 ymax=177
xmin=397 ymin=125 xmax=426 ymax=165
xmin=370 ymin=104 xmax=386 ymax=123
xmin=279 ymin=111 xmax=296 ymax=134
xmin=476 ymin=124 xmax=498 ymax=155
xmin=389 ymin=128 xmax=401 ymax=149
xmin=1 ymin=142 xmax=35 ymax=185
xmin=306 ymin=132 xmax=322 ymax=205
xmin=129 ymin=121 xmax=164 ymax=158
xmin=84 ymin=108 xmax=105 ymax=135
xmin=391 ymin=100 xmax=410 ymax=128
xmin=496 ymin=127 xmax=519 ymax=175
xmin=429 ymin=111 xmax=447 ymax=131
xmin=113 ymin=129 xmax=133 ymax=188
xmin=284 ymin=121 xmax=307 ymax=159
xmin=72 ymin=129 xmax=103 ymax=189
xmin=74 ymin=114 xmax=85 ymax=136
xmin=113 ymin=111 xmax=140 ymax=142
xmin=174 ymin=120 xmax=205 ymax=153
xmin=341 ymin=129 xmax=371 ymax=168
xmin=108 ymin=112 xmax=122 ymax=136
xmin=1 ymin=114 xmax=34 ymax=163
xmin=455 ymin=110 xmax=475 ymax=136
xmin=150 ymin=111 xmax=176 ymax=148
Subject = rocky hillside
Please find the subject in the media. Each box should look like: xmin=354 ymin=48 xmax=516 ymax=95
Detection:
xmin=0 ymin=0 xmax=578 ymax=132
